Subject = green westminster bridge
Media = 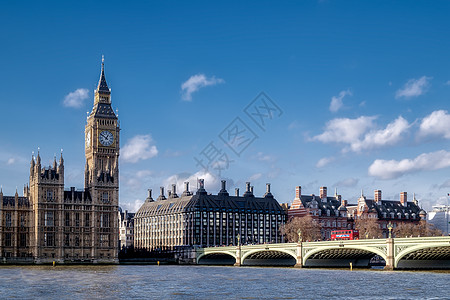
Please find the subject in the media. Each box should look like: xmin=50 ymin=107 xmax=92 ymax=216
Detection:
xmin=195 ymin=236 xmax=450 ymax=269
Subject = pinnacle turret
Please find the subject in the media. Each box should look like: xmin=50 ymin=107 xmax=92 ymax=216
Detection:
xmin=59 ymin=149 xmax=64 ymax=165
xmin=36 ymin=149 xmax=41 ymax=165
xmin=96 ymin=55 xmax=110 ymax=95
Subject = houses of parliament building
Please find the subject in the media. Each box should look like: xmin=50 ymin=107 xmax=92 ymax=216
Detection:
xmin=0 ymin=59 xmax=120 ymax=263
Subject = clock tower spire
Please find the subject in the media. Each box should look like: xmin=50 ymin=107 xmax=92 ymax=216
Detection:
xmin=84 ymin=56 xmax=120 ymax=260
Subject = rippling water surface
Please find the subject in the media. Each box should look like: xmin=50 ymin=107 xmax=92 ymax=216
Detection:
xmin=0 ymin=265 xmax=448 ymax=299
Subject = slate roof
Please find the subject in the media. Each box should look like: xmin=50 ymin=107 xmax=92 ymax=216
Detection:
xmin=64 ymin=188 xmax=92 ymax=202
xmin=298 ymin=195 xmax=344 ymax=217
xmin=363 ymin=199 xmax=423 ymax=220
xmin=97 ymin=63 xmax=110 ymax=95
xmin=93 ymin=103 xmax=117 ymax=119
xmin=41 ymin=168 xmax=59 ymax=180
xmin=119 ymin=209 xmax=135 ymax=223
xmin=136 ymin=188 xmax=286 ymax=218
xmin=2 ymin=196 xmax=30 ymax=207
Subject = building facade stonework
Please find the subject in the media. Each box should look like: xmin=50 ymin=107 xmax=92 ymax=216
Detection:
xmin=0 ymin=60 xmax=120 ymax=263
xmin=118 ymin=208 xmax=135 ymax=250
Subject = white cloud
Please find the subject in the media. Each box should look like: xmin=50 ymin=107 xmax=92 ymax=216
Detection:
xmin=316 ymin=157 xmax=334 ymax=168
xmin=288 ymin=120 xmax=300 ymax=130
xmin=329 ymin=89 xmax=352 ymax=112
xmin=120 ymin=199 xmax=144 ymax=213
xmin=349 ymin=116 xmax=410 ymax=152
xmin=253 ymin=152 xmax=274 ymax=162
xmin=124 ymin=170 xmax=153 ymax=190
xmin=312 ymin=116 xmax=376 ymax=145
xmin=368 ymin=150 xmax=450 ymax=179
xmin=163 ymin=150 xmax=184 ymax=158
xmin=445 ymin=80 xmax=450 ymax=86
xmin=438 ymin=179 xmax=450 ymax=189
xmin=249 ymin=173 xmax=262 ymax=181
xmin=163 ymin=170 xmax=224 ymax=195
xmin=122 ymin=135 xmax=158 ymax=163
xmin=312 ymin=116 xmax=410 ymax=153
xmin=1 ymin=153 xmax=27 ymax=166
xmin=333 ymin=178 xmax=359 ymax=188
xmin=181 ymin=74 xmax=224 ymax=101
xmin=395 ymin=76 xmax=431 ymax=99
xmin=418 ymin=110 xmax=450 ymax=139
xmin=63 ymin=88 xmax=89 ymax=108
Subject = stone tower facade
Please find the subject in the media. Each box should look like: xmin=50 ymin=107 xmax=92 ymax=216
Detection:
xmin=84 ymin=58 xmax=120 ymax=262
xmin=29 ymin=152 xmax=64 ymax=262
xmin=0 ymin=58 xmax=120 ymax=264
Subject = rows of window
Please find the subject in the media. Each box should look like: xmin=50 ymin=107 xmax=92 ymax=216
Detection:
xmin=135 ymin=211 xmax=286 ymax=249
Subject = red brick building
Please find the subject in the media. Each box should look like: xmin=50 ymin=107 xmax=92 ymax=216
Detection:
xmin=348 ymin=190 xmax=426 ymax=237
xmin=288 ymin=186 xmax=427 ymax=239
xmin=288 ymin=186 xmax=353 ymax=239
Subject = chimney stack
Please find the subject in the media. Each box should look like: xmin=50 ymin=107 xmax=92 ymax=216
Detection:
xmin=235 ymin=188 xmax=239 ymax=197
xmin=148 ymin=189 xmax=152 ymax=198
xmin=221 ymin=180 xmax=226 ymax=191
xmin=171 ymin=184 xmax=178 ymax=198
xmin=400 ymin=192 xmax=407 ymax=206
xmin=375 ymin=190 xmax=382 ymax=204
xmin=295 ymin=186 xmax=301 ymax=199
xmin=182 ymin=181 xmax=192 ymax=196
xmin=264 ymin=183 xmax=273 ymax=198
xmin=158 ymin=186 xmax=166 ymax=200
xmin=320 ymin=186 xmax=327 ymax=200
xmin=246 ymin=182 xmax=251 ymax=192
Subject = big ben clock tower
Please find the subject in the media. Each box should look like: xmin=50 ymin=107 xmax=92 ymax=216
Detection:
xmin=85 ymin=57 xmax=120 ymax=262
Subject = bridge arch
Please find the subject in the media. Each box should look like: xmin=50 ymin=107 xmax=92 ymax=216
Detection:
xmin=394 ymin=243 xmax=450 ymax=268
xmin=197 ymin=251 xmax=236 ymax=265
xmin=303 ymin=245 xmax=387 ymax=266
xmin=197 ymin=251 xmax=236 ymax=261
xmin=241 ymin=249 xmax=297 ymax=266
xmin=241 ymin=249 xmax=297 ymax=262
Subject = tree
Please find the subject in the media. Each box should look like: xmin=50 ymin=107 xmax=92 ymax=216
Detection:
xmin=355 ymin=217 xmax=383 ymax=239
xmin=393 ymin=221 xmax=443 ymax=238
xmin=280 ymin=214 xmax=322 ymax=242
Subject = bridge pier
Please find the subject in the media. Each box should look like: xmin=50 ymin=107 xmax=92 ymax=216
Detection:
xmin=384 ymin=238 xmax=394 ymax=270
xmin=294 ymin=242 xmax=303 ymax=268
xmin=234 ymin=246 xmax=241 ymax=267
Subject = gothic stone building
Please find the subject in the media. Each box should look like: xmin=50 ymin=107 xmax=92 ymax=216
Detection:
xmin=134 ymin=180 xmax=287 ymax=249
xmin=0 ymin=60 xmax=120 ymax=263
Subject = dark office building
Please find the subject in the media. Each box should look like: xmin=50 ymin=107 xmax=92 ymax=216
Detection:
xmin=134 ymin=179 xmax=287 ymax=249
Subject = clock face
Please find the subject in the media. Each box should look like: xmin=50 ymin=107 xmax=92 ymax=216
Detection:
xmin=99 ymin=130 xmax=114 ymax=147
xmin=85 ymin=131 xmax=91 ymax=148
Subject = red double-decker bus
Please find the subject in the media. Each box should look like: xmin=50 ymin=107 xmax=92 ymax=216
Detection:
xmin=331 ymin=229 xmax=359 ymax=240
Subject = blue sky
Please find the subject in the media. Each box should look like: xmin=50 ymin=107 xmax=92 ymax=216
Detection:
xmin=1 ymin=1 xmax=450 ymax=212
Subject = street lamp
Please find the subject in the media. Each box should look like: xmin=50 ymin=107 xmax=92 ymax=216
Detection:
xmin=237 ymin=233 xmax=240 ymax=246
xmin=297 ymin=229 xmax=302 ymax=243
xmin=387 ymin=222 xmax=393 ymax=239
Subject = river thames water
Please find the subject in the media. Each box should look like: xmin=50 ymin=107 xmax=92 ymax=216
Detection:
xmin=0 ymin=265 xmax=448 ymax=299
